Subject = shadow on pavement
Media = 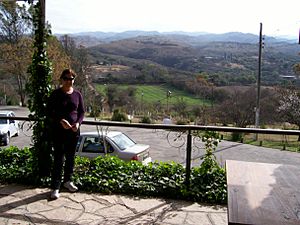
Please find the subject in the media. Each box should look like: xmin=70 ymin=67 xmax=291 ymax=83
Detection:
xmin=0 ymin=186 xmax=75 ymax=224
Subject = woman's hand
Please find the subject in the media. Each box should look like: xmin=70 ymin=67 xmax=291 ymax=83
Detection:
xmin=71 ymin=122 xmax=80 ymax=132
xmin=60 ymin=119 xmax=72 ymax=129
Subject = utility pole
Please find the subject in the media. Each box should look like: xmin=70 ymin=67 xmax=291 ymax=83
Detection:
xmin=255 ymin=23 xmax=263 ymax=131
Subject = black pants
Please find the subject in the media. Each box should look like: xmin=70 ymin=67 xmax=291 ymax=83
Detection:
xmin=51 ymin=129 xmax=79 ymax=190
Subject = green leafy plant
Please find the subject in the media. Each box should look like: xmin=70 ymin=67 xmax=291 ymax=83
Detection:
xmin=0 ymin=146 xmax=35 ymax=184
xmin=26 ymin=1 xmax=53 ymax=177
xmin=0 ymin=131 xmax=227 ymax=204
xmin=231 ymin=132 xmax=243 ymax=142
xmin=176 ymin=119 xmax=189 ymax=125
xmin=140 ymin=116 xmax=151 ymax=124
xmin=189 ymin=131 xmax=227 ymax=203
xmin=1 ymin=130 xmax=226 ymax=203
xmin=111 ymin=109 xmax=127 ymax=121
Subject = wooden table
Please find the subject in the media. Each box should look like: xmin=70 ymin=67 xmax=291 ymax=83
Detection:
xmin=226 ymin=160 xmax=300 ymax=225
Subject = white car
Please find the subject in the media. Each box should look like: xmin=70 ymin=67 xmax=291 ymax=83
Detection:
xmin=76 ymin=131 xmax=152 ymax=165
xmin=0 ymin=111 xmax=20 ymax=146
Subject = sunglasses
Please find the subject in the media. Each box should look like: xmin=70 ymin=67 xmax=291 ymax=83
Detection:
xmin=62 ymin=77 xmax=75 ymax=81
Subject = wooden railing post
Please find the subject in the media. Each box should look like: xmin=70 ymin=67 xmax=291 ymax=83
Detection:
xmin=185 ymin=130 xmax=192 ymax=189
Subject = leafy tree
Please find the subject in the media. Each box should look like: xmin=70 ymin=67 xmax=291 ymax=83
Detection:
xmin=106 ymin=85 xmax=117 ymax=112
xmin=106 ymin=85 xmax=137 ymax=113
xmin=184 ymin=73 xmax=211 ymax=99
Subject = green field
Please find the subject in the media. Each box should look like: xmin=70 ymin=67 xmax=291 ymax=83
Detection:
xmin=95 ymin=84 xmax=209 ymax=106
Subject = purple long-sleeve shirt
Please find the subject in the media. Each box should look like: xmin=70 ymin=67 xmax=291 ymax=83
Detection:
xmin=48 ymin=88 xmax=85 ymax=128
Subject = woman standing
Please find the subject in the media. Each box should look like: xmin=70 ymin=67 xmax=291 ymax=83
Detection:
xmin=48 ymin=69 xmax=85 ymax=200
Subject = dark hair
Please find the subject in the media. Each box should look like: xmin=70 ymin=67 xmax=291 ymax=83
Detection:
xmin=60 ymin=69 xmax=76 ymax=79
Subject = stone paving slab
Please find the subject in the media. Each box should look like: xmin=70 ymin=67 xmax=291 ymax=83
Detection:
xmin=0 ymin=184 xmax=227 ymax=225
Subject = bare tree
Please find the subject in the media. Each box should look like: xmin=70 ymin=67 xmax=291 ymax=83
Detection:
xmin=172 ymin=97 xmax=188 ymax=118
xmin=0 ymin=38 xmax=32 ymax=105
xmin=106 ymin=85 xmax=137 ymax=113
xmin=47 ymin=35 xmax=71 ymax=84
xmin=216 ymin=88 xmax=256 ymax=127
xmin=0 ymin=2 xmax=32 ymax=43
xmin=0 ymin=1 xmax=33 ymax=106
xmin=192 ymin=105 xmax=213 ymax=125
xmin=293 ymin=55 xmax=300 ymax=77
xmin=59 ymin=35 xmax=98 ymax=111
xmin=277 ymin=87 xmax=300 ymax=128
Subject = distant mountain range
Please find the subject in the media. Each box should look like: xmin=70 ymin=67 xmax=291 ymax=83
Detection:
xmin=55 ymin=30 xmax=298 ymax=47
xmin=54 ymin=30 xmax=300 ymax=86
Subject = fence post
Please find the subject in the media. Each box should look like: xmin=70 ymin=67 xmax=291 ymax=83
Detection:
xmin=185 ymin=129 xmax=192 ymax=189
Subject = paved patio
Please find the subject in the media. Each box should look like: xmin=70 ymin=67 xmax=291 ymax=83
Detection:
xmin=0 ymin=184 xmax=227 ymax=225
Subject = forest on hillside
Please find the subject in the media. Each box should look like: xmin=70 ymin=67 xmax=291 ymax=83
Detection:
xmin=83 ymin=34 xmax=300 ymax=86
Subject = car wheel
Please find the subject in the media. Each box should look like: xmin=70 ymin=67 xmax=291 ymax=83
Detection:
xmin=3 ymin=133 xmax=10 ymax=146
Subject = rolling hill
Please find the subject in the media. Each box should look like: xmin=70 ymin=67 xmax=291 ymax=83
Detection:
xmin=58 ymin=31 xmax=300 ymax=86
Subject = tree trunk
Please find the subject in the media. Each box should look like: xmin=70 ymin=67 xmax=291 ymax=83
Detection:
xmin=16 ymin=74 xmax=26 ymax=106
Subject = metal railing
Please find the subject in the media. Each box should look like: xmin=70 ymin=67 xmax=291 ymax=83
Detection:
xmin=82 ymin=120 xmax=300 ymax=187
xmin=2 ymin=116 xmax=300 ymax=187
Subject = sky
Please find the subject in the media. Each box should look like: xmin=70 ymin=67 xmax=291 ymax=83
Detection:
xmin=46 ymin=0 xmax=300 ymax=38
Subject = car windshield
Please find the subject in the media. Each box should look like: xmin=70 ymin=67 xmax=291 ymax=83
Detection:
xmin=110 ymin=133 xmax=135 ymax=150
